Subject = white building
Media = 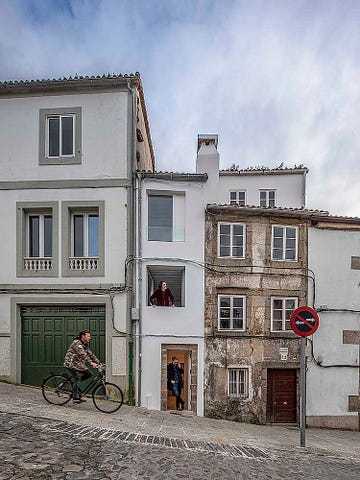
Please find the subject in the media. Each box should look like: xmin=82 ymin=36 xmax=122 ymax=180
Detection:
xmin=0 ymin=74 xmax=154 ymax=396
xmin=307 ymin=216 xmax=360 ymax=430
xmin=134 ymin=135 xmax=308 ymax=415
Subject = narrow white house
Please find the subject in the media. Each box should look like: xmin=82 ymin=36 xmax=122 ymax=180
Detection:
xmin=0 ymin=74 xmax=154 ymax=396
xmin=307 ymin=216 xmax=360 ymax=430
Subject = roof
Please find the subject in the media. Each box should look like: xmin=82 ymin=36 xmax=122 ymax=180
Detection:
xmin=220 ymin=168 xmax=308 ymax=176
xmin=138 ymin=171 xmax=208 ymax=182
xmin=206 ymin=204 xmax=329 ymax=217
xmin=0 ymin=73 xmax=155 ymax=169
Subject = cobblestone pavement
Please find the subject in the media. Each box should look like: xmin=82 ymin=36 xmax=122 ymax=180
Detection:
xmin=1 ymin=412 xmax=360 ymax=480
xmin=0 ymin=383 xmax=359 ymax=479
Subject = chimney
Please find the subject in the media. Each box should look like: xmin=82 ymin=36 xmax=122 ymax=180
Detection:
xmin=196 ymin=134 xmax=219 ymax=203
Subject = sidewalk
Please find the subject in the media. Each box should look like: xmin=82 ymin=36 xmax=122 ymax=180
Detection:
xmin=0 ymin=382 xmax=359 ymax=461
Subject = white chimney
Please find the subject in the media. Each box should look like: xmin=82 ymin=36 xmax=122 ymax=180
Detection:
xmin=196 ymin=134 xmax=219 ymax=204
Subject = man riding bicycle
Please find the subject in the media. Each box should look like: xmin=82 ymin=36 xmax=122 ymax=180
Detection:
xmin=64 ymin=329 xmax=99 ymax=404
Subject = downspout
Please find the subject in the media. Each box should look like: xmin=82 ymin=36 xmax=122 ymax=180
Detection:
xmin=136 ymin=173 xmax=143 ymax=406
xmin=126 ymin=80 xmax=137 ymax=403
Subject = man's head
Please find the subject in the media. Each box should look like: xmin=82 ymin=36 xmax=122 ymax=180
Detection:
xmin=159 ymin=281 xmax=167 ymax=290
xmin=78 ymin=329 xmax=91 ymax=343
xmin=172 ymin=356 xmax=179 ymax=366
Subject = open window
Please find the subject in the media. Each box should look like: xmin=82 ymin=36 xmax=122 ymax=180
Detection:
xmin=147 ymin=266 xmax=185 ymax=307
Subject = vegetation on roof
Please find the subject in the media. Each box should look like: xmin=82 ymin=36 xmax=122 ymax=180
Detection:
xmin=224 ymin=162 xmax=307 ymax=172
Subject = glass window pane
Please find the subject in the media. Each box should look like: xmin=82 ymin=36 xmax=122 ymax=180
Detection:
xmin=232 ymin=316 xmax=243 ymax=330
xmin=220 ymin=246 xmax=230 ymax=256
xmin=260 ymin=191 xmax=267 ymax=206
xmin=273 ymin=299 xmax=283 ymax=309
xmin=273 ymin=238 xmax=283 ymax=249
xmin=88 ymin=214 xmax=99 ymax=257
xmin=61 ymin=116 xmax=74 ymax=155
xmin=272 ymin=248 xmax=283 ymax=259
xmin=48 ymin=117 xmax=59 ymax=157
xmin=233 ymin=297 xmax=244 ymax=307
xmin=220 ymin=224 xmax=230 ymax=234
xmin=148 ymin=196 xmax=173 ymax=241
xmin=273 ymin=227 xmax=283 ymax=238
xmin=285 ymin=249 xmax=296 ymax=260
xmin=285 ymin=299 xmax=296 ymax=310
xmin=43 ymin=215 xmax=52 ymax=257
xmin=286 ymin=227 xmax=296 ymax=239
xmin=29 ymin=216 xmax=39 ymax=257
xmin=220 ymin=318 xmax=230 ymax=329
xmin=233 ymin=235 xmax=243 ymax=246
xmin=232 ymin=225 xmax=243 ymax=235
xmin=220 ymin=297 xmax=230 ymax=308
xmin=220 ymin=308 xmax=230 ymax=318
xmin=230 ymin=192 xmax=237 ymax=202
xmin=73 ymin=215 xmax=84 ymax=257
xmin=272 ymin=320 xmax=283 ymax=331
xmin=273 ymin=309 xmax=282 ymax=320
xmin=232 ymin=247 xmax=243 ymax=257
xmin=239 ymin=192 xmax=246 ymax=202
xmin=220 ymin=233 xmax=230 ymax=246
xmin=269 ymin=191 xmax=275 ymax=200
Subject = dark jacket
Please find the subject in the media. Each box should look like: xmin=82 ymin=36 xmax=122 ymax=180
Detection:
xmin=150 ymin=288 xmax=175 ymax=306
xmin=167 ymin=362 xmax=184 ymax=390
xmin=64 ymin=339 xmax=99 ymax=371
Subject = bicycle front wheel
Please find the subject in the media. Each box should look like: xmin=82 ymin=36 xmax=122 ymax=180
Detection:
xmin=92 ymin=382 xmax=123 ymax=413
xmin=42 ymin=374 xmax=73 ymax=405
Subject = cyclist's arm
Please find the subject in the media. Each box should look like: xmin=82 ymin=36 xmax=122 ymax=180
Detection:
xmin=87 ymin=350 xmax=100 ymax=366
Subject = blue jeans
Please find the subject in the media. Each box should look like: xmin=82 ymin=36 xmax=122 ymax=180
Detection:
xmin=172 ymin=384 xmax=185 ymax=409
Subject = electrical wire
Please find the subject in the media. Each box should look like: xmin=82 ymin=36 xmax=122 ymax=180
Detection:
xmin=308 ymin=338 xmax=359 ymax=368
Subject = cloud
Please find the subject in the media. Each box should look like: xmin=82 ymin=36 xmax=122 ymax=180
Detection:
xmin=0 ymin=0 xmax=359 ymax=216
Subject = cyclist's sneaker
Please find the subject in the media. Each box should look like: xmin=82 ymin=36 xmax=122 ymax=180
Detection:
xmin=73 ymin=398 xmax=81 ymax=404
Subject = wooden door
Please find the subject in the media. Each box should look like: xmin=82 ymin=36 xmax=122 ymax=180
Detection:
xmin=266 ymin=369 xmax=297 ymax=423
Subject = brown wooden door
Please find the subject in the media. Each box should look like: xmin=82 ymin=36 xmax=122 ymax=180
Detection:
xmin=266 ymin=369 xmax=297 ymax=423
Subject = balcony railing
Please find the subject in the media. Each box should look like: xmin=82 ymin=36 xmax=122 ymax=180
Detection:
xmin=24 ymin=257 xmax=53 ymax=271
xmin=147 ymin=226 xmax=185 ymax=242
xmin=69 ymin=257 xmax=99 ymax=270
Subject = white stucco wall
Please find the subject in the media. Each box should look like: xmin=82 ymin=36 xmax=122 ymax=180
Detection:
xmin=307 ymin=227 xmax=360 ymax=418
xmin=0 ymin=91 xmax=129 ymax=180
xmin=0 ymin=187 xmax=128 ymax=284
xmin=218 ymin=172 xmax=305 ymax=207
xmin=138 ymin=179 xmax=206 ymax=414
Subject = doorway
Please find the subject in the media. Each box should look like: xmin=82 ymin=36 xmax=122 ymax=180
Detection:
xmin=266 ymin=369 xmax=297 ymax=423
xmin=161 ymin=344 xmax=198 ymax=414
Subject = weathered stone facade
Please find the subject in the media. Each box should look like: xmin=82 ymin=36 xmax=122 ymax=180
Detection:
xmin=204 ymin=206 xmax=310 ymax=424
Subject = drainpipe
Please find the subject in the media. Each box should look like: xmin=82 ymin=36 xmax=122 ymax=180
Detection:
xmin=136 ymin=173 xmax=143 ymax=406
xmin=126 ymin=80 xmax=137 ymax=403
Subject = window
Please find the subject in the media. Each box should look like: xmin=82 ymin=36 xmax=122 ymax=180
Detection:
xmin=147 ymin=192 xmax=185 ymax=242
xmin=272 ymin=225 xmax=298 ymax=261
xmin=228 ymin=368 xmax=249 ymax=397
xmin=218 ymin=295 xmax=246 ymax=330
xmin=229 ymin=191 xmax=246 ymax=206
xmin=39 ymin=107 xmax=82 ymax=165
xmin=259 ymin=190 xmax=276 ymax=207
xmin=218 ymin=223 xmax=245 ymax=258
xmin=16 ymin=202 xmax=58 ymax=277
xmin=62 ymin=201 xmax=104 ymax=276
xmin=271 ymin=297 xmax=298 ymax=331
xmin=147 ymin=265 xmax=185 ymax=307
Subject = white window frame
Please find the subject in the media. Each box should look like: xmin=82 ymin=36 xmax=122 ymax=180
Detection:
xmin=218 ymin=222 xmax=246 ymax=258
xmin=229 ymin=190 xmax=246 ymax=206
xmin=271 ymin=297 xmax=298 ymax=332
xmin=259 ymin=189 xmax=276 ymax=207
xmin=71 ymin=211 xmax=99 ymax=258
xmin=228 ymin=368 xmax=249 ymax=398
xmin=46 ymin=114 xmax=75 ymax=158
xmin=26 ymin=213 xmax=52 ymax=258
xmin=271 ymin=225 xmax=298 ymax=261
xmin=218 ymin=295 xmax=246 ymax=331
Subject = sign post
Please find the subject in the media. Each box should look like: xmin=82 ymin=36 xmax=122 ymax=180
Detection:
xmin=290 ymin=306 xmax=319 ymax=448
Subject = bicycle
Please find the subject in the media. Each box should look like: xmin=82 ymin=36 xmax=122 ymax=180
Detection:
xmin=42 ymin=364 xmax=123 ymax=413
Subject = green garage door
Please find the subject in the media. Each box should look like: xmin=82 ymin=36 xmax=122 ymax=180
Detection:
xmin=21 ymin=305 xmax=105 ymax=387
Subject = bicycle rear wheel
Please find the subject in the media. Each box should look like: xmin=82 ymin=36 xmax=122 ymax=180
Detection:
xmin=92 ymin=382 xmax=123 ymax=413
xmin=42 ymin=374 xmax=73 ymax=405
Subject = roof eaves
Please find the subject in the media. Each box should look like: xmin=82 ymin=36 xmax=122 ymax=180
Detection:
xmin=138 ymin=171 xmax=208 ymax=182
xmin=206 ymin=204 xmax=329 ymax=217
xmin=220 ymin=168 xmax=308 ymax=176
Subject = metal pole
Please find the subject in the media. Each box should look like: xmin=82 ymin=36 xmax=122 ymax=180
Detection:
xmin=300 ymin=337 xmax=306 ymax=447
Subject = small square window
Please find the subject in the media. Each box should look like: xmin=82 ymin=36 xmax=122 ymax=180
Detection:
xmin=271 ymin=225 xmax=298 ymax=261
xmin=218 ymin=223 xmax=245 ymax=258
xmin=147 ymin=266 xmax=185 ymax=307
xmin=228 ymin=368 xmax=249 ymax=397
xmin=39 ymin=107 xmax=82 ymax=165
xmin=271 ymin=297 xmax=298 ymax=331
xmin=259 ymin=190 xmax=276 ymax=207
xmin=218 ymin=295 xmax=246 ymax=330
xmin=229 ymin=191 xmax=246 ymax=206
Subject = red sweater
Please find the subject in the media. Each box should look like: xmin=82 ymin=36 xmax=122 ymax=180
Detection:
xmin=150 ymin=288 xmax=175 ymax=306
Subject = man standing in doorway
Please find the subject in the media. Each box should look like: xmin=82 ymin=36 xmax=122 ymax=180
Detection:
xmin=167 ymin=356 xmax=185 ymax=411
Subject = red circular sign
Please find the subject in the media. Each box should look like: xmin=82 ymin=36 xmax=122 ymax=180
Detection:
xmin=290 ymin=306 xmax=319 ymax=337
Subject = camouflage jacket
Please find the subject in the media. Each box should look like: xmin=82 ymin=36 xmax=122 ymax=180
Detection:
xmin=64 ymin=339 xmax=99 ymax=371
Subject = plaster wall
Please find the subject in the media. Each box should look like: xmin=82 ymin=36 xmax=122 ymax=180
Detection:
xmin=0 ymin=91 xmax=129 ymax=180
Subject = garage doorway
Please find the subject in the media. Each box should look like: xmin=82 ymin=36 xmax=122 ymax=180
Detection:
xmin=21 ymin=305 xmax=105 ymax=386
xmin=266 ymin=369 xmax=297 ymax=423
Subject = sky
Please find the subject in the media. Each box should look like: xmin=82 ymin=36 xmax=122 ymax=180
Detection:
xmin=1 ymin=0 xmax=359 ymax=216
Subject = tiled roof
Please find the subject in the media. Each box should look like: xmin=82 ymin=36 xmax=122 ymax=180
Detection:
xmin=138 ymin=171 xmax=208 ymax=182
xmin=0 ymin=73 xmax=140 ymax=88
xmin=206 ymin=204 xmax=329 ymax=216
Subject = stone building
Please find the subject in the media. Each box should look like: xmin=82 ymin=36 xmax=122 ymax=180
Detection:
xmin=203 ymin=204 xmax=327 ymax=424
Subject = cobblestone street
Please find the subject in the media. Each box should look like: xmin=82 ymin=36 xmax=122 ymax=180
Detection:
xmin=1 ymin=411 xmax=360 ymax=480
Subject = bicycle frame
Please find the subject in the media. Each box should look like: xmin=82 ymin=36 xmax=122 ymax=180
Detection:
xmin=68 ymin=368 xmax=106 ymax=397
